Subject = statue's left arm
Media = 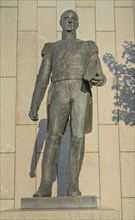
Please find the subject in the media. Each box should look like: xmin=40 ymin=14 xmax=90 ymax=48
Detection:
xmin=91 ymin=54 xmax=106 ymax=87
xmin=29 ymin=43 xmax=52 ymax=121
xmin=91 ymin=42 xmax=106 ymax=86
xmin=83 ymin=41 xmax=106 ymax=87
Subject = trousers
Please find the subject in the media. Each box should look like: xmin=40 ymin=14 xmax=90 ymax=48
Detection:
xmin=48 ymin=79 xmax=91 ymax=137
xmin=35 ymin=80 xmax=91 ymax=196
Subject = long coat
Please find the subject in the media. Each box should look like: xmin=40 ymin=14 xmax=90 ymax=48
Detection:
xmin=31 ymin=39 xmax=106 ymax=134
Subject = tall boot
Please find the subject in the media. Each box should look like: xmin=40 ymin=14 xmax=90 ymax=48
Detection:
xmin=67 ymin=136 xmax=85 ymax=196
xmin=33 ymin=134 xmax=61 ymax=197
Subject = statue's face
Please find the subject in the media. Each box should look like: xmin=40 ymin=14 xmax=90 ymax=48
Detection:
xmin=60 ymin=10 xmax=79 ymax=31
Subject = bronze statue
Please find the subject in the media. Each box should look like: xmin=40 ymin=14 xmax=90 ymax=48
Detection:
xmin=29 ymin=10 xmax=106 ymax=197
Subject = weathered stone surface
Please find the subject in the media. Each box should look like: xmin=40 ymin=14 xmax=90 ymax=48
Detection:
xmin=1 ymin=78 xmax=16 ymax=152
xmin=16 ymin=32 xmax=37 ymax=124
xmin=0 ymin=0 xmax=17 ymax=7
xmin=115 ymin=0 xmax=133 ymax=7
xmin=37 ymin=7 xmax=57 ymax=66
xmin=18 ymin=0 xmax=37 ymax=31
xmin=96 ymin=1 xmax=114 ymax=31
xmin=96 ymin=32 xmax=116 ymax=125
xmin=119 ymin=123 xmax=135 ymax=151
xmin=76 ymin=0 xmax=95 ymax=7
xmin=15 ymin=125 xmax=36 ymax=208
xmin=122 ymin=198 xmax=135 ymax=220
xmin=0 ymin=154 xmax=14 ymax=199
xmin=1 ymin=208 xmax=120 ymax=220
xmin=0 ymin=200 xmax=14 ymax=211
xmin=76 ymin=7 xmax=95 ymax=41
xmin=121 ymin=153 xmax=135 ymax=197
xmin=1 ymin=8 xmax=17 ymax=77
xmin=21 ymin=196 xmax=97 ymax=209
xmin=99 ymin=125 xmax=121 ymax=213
xmin=38 ymin=0 xmax=56 ymax=7
xmin=115 ymin=8 xmax=134 ymax=63
xmin=80 ymin=153 xmax=99 ymax=197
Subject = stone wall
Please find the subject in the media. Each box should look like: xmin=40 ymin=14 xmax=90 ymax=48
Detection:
xmin=0 ymin=1 xmax=135 ymax=220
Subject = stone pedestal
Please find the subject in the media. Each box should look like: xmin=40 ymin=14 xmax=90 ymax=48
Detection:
xmin=1 ymin=196 xmax=120 ymax=220
xmin=1 ymin=208 xmax=120 ymax=220
xmin=21 ymin=196 xmax=97 ymax=209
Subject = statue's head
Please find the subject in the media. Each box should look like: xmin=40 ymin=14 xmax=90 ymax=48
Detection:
xmin=60 ymin=10 xmax=79 ymax=31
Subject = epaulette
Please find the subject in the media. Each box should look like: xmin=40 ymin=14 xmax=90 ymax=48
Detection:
xmin=87 ymin=41 xmax=99 ymax=54
xmin=41 ymin=42 xmax=52 ymax=57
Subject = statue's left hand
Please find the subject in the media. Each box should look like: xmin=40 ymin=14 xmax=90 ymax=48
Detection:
xmin=91 ymin=73 xmax=105 ymax=86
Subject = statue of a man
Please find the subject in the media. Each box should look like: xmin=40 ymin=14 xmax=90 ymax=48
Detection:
xmin=29 ymin=10 xmax=106 ymax=197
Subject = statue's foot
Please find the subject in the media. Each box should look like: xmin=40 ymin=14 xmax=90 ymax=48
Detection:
xmin=33 ymin=190 xmax=51 ymax=197
xmin=67 ymin=190 xmax=81 ymax=197
xmin=67 ymin=184 xmax=81 ymax=197
xmin=33 ymin=183 xmax=52 ymax=197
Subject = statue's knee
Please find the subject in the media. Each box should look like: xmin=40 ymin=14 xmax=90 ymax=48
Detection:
xmin=71 ymin=135 xmax=84 ymax=142
xmin=70 ymin=135 xmax=85 ymax=149
xmin=47 ymin=133 xmax=62 ymax=145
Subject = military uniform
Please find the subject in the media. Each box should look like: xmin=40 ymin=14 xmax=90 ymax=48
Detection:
xmin=30 ymin=38 xmax=106 ymax=197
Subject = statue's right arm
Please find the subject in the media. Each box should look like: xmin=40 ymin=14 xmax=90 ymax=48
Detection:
xmin=29 ymin=44 xmax=52 ymax=121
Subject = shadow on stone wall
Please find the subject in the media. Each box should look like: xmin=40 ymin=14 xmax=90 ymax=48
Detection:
xmin=29 ymin=119 xmax=70 ymax=196
xmin=103 ymin=41 xmax=135 ymax=126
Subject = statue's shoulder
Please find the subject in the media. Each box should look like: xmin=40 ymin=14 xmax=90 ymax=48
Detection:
xmin=41 ymin=42 xmax=54 ymax=57
xmin=77 ymin=39 xmax=99 ymax=53
xmin=86 ymin=40 xmax=99 ymax=53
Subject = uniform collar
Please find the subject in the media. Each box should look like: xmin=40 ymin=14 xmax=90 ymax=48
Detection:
xmin=62 ymin=31 xmax=76 ymax=41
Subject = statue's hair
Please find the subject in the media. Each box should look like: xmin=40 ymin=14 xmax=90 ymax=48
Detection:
xmin=60 ymin=10 xmax=79 ymax=22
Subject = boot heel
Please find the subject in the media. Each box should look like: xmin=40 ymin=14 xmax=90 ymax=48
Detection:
xmin=33 ymin=181 xmax=52 ymax=197
xmin=67 ymin=190 xmax=81 ymax=197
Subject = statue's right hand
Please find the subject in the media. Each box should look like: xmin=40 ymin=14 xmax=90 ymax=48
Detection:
xmin=29 ymin=109 xmax=38 ymax=121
